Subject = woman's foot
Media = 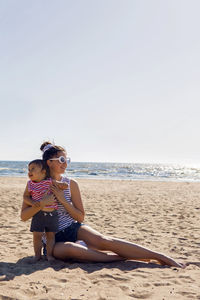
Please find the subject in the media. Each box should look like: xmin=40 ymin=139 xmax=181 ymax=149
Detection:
xmin=157 ymin=254 xmax=186 ymax=268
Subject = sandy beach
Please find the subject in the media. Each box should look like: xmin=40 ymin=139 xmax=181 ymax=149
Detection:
xmin=0 ymin=177 xmax=199 ymax=300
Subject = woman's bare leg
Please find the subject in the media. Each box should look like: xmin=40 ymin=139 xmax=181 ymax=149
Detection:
xmin=77 ymin=225 xmax=185 ymax=268
xmin=53 ymin=242 xmax=124 ymax=262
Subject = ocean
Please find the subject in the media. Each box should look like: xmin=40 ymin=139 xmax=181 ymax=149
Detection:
xmin=0 ymin=160 xmax=200 ymax=182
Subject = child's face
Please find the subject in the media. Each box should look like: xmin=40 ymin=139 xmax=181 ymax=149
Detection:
xmin=28 ymin=163 xmax=46 ymax=182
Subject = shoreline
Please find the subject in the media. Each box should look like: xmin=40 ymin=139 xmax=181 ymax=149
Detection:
xmin=1 ymin=161 xmax=200 ymax=182
xmin=0 ymin=177 xmax=199 ymax=299
xmin=0 ymin=175 xmax=200 ymax=183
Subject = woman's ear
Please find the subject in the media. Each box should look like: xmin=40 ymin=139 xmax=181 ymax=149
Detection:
xmin=46 ymin=160 xmax=51 ymax=167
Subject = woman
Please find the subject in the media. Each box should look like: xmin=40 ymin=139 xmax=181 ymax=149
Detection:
xmin=21 ymin=142 xmax=185 ymax=267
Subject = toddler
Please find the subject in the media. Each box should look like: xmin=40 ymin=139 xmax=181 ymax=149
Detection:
xmin=23 ymin=159 xmax=68 ymax=262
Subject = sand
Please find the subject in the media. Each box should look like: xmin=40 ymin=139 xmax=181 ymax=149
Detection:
xmin=0 ymin=177 xmax=199 ymax=300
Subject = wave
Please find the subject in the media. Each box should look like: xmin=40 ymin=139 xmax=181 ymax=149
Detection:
xmin=1 ymin=161 xmax=200 ymax=181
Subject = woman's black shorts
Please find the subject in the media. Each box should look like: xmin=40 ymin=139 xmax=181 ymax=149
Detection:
xmin=55 ymin=222 xmax=82 ymax=243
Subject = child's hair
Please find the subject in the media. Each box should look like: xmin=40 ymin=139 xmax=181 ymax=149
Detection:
xmin=40 ymin=141 xmax=66 ymax=161
xmin=28 ymin=159 xmax=46 ymax=169
xmin=28 ymin=159 xmax=49 ymax=178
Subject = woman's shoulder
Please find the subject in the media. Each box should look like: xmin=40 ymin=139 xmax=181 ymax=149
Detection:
xmin=70 ymin=178 xmax=78 ymax=185
xmin=69 ymin=179 xmax=80 ymax=193
xmin=61 ymin=177 xmax=79 ymax=189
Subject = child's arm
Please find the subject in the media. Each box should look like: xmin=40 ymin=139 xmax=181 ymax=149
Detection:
xmin=52 ymin=180 xmax=68 ymax=190
xmin=23 ymin=184 xmax=40 ymax=208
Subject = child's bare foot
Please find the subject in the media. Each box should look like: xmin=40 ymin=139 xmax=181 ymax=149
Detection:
xmin=31 ymin=255 xmax=41 ymax=263
xmin=47 ymin=255 xmax=56 ymax=262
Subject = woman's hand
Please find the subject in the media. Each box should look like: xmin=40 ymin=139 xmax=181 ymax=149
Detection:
xmin=50 ymin=179 xmax=85 ymax=223
xmin=40 ymin=191 xmax=55 ymax=209
xmin=50 ymin=185 xmax=65 ymax=205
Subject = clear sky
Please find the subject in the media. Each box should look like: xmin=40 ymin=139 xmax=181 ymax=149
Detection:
xmin=1 ymin=0 xmax=200 ymax=164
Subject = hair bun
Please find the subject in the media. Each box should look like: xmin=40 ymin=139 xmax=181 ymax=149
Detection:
xmin=40 ymin=141 xmax=52 ymax=152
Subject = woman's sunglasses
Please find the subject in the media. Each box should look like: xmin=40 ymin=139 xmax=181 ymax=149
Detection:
xmin=49 ymin=156 xmax=71 ymax=164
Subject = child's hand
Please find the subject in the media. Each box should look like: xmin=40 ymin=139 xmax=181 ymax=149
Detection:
xmin=52 ymin=180 xmax=68 ymax=190
xmin=32 ymin=201 xmax=41 ymax=208
xmin=50 ymin=185 xmax=65 ymax=204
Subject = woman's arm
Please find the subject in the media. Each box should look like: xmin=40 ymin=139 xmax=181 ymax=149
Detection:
xmin=20 ymin=200 xmax=41 ymax=221
xmin=21 ymin=185 xmax=55 ymax=221
xmin=51 ymin=179 xmax=85 ymax=223
xmin=23 ymin=183 xmax=39 ymax=207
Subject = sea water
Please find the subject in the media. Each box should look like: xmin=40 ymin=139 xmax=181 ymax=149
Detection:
xmin=0 ymin=160 xmax=200 ymax=182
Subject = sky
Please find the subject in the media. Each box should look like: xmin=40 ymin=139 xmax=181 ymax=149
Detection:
xmin=0 ymin=0 xmax=200 ymax=165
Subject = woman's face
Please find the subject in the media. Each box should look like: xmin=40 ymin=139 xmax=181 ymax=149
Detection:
xmin=47 ymin=151 xmax=68 ymax=175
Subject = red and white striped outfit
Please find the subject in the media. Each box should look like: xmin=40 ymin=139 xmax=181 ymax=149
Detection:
xmin=28 ymin=178 xmax=58 ymax=209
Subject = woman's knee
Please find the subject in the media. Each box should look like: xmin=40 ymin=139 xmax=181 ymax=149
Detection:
xmin=93 ymin=235 xmax=113 ymax=249
xmin=53 ymin=241 xmax=80 ymax=258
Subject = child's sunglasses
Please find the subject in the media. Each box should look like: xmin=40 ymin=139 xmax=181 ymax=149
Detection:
xmin=49 ymin=156 xmax=71 ymax=164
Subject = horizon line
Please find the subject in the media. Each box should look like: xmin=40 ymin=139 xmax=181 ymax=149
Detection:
xmin=0 ymin=159 xmax=199 ymax=167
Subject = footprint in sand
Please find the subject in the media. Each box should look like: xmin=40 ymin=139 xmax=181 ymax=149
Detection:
xmin=129 ymin=290 xmax=153 ymax=299
xmin=153 ymin=282 xmax=171 ymax=286
xmin=178 ymin=275 xmax=195 ymax=283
